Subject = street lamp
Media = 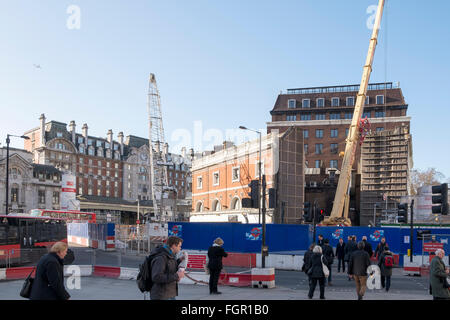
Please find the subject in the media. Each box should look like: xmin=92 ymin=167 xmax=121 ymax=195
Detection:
xmin=5 ymin=134 xmax=30 ymax=215
xmin=239 ymin=126 xmax=267 ymax=268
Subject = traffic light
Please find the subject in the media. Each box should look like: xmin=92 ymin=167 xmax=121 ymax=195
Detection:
xmin=315 ymin=208 xmax=325 ymax=223
xmin=397 ymin=203 xmax=408 ymax=223
xmin=431 ymin=183 xmax=448 ymax=215
xmin=303 ymin=202 xmax=312 ymax=222
xmin=242 ymin=180 xmax=259 ymax=209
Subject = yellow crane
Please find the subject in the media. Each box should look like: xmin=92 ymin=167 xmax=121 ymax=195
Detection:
xmin=322 ymin=0 xmax=385 ymax=226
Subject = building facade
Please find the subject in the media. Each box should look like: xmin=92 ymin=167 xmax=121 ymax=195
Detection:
xmin=191 ymin=127 xmax=304 ymax=224
xmin=267 ymin=82 xmax=412 ymax=225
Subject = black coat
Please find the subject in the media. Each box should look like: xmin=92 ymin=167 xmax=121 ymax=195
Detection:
xmin=335 ymin=242 xmax=346 ymax=259
xmin=207 ymin=245 xmax=228 ymax=270
xmin=30 ymin=252 xmax=70 ymax=300
xmin=348 ymin=249 xmax=371 ymax=276
xmin=344 ymin=240 xmax=357 ymax=262
xmin=322 ymin=244 xmax=335 ymax=266
xmin=306 ymin=253 xmax=326 ymax=279
xmin=150 ymin=246 xmax=181 ymax=300
xmin=375 ymin=241 xmax=388 ymax=258
xmin=302 ymin=249 xmax=313 ymax=272
xmin=362 ymin=240 xmax=373 ymax=258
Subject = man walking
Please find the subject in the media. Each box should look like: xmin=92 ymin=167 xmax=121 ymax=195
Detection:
xmin=322 ymin=239 xmax=334 ymax=286
xmin=348 ymin=241 xmax=371 ymax=300
xmin=375 ymin=237 xmax=388 ymax=259
xmin=430 ymin=249 xmax=450 ymax=300
xmin=335 ymin=237 xmax=346 ymax=273
xmin=362 ymin=236 xmax=373 ymax=259
xmin=344 ymin=235 xmax=357 ymax=281
xmin=150 ymin=236 xmax=185 ymax=300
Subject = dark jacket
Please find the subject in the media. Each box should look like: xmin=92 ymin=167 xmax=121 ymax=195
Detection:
xmin=335 ymin=242 xmax=346 ymax=259
xmin=430 ymin=256 xmax=450 ymax=299
xmin=344 ymin=240 xmax=357 ymax=262
xmin=348 ymin=249 xmax=371 ymax=277
xmin=378 ymin=251 xmax=394 ymax=277
xmin=362 ymin=240 xmax=373 ymax=258
xmin=207 ymin=244 xmax=228 ymax=270
xmin=30 ymin=252 xmax=70 ymax=300
xmin=305 ymin=253 xmax=326 ymax=279
xmin=150 ymin=246 xmax=181 ymax=300
xmin=322 ymin=244 xmax=335 ymax=266
xmin=302 ymin=249 xmax=313 ymax=273
xmin=375 ymin=241 xmax=388 ymax=258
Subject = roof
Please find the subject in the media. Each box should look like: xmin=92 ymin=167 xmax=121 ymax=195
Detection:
xmin=77 ymin=195 xmax=153 ymax=207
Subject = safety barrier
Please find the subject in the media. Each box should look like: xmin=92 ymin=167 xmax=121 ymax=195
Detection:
xmin=67 ymin=223 xmax=115 ymax=251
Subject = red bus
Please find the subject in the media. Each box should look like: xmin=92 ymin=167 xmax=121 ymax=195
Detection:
xmin=29 ymin=209 xmax=96 ymax=223
xmin=0 ymin=214 xmax=67 ymax=267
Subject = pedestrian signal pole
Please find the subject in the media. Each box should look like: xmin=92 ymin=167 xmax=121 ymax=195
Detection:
xmin=410 ymin=200 xmax=414 ymax=263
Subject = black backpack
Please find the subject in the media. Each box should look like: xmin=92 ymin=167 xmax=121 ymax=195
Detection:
xmin=137 ymin=253 xmax=158 ymax=293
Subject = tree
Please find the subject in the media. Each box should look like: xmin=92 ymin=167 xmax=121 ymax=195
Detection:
xmin=410 ymin=168 xmax=445 ymax=195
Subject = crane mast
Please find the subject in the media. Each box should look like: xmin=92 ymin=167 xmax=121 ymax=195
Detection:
xmin=324 ymin=0 xmax=385 ymax=226
xmin=147 ymin=73 xmax=170 ymax=221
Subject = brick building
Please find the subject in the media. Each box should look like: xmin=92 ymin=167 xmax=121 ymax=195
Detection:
xmin=267 ymin=82 xmax=412 ymax=225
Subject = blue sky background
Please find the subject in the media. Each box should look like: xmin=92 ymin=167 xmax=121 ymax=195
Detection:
xmin=1 ymin=0 xmax=449 ymax=179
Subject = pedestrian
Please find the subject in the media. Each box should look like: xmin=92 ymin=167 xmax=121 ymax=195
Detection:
xmin=302 ymin=242 xmax=316 ymax=275
xmin=317 ymin=234 xmax=324 ymax=248
xmin=348 ymin=241 xmax=371 ymax=300
xmin=29 ymin=242 xmax=70 ymax=300
xmin=305 ymin=245 xmax=326 ymax=300
xmin=150 ymin=236 xmax=185 ymax=300
xmin=377 ymin=245 xmax=394 ymax=292
xmin=374 ymin=237 xmax=388 ymax=259
xmin=207 ymin=237 xmax=228 ymax=295
xmin=362 ymin=236 xmax=374 ymax=259
xmin=429 ymin=249 xmax=450 ymax=300
xmin=344 ymin=235 xmax=357 ymax=281
xmin=335 ymin=238 xmax=346 ymax=273
xmin=322 ymin=239 xmax=334 ymax=286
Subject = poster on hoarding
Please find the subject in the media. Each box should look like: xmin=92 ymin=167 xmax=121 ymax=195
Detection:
xmin=61 ymin=172 xmax=79 ymax=210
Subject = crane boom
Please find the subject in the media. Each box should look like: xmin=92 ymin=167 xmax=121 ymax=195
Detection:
xmin=324 ymin=0 xmax=385 ymax=226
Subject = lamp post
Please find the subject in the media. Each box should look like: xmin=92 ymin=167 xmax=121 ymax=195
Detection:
xmin=5 ymin=134 xmax=30 ymax=215
xmin=238 ymin=126 xmax=262 ymax=223
xmin=239 ymin=126 xmax=267 ymax=267
xmin=136 ymin=199 xmax=140 ymax=236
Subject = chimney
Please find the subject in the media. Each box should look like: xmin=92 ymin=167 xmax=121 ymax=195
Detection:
xmin=181 ymin=147 xmax=186 ymax=158
xmin=69 ymin=120 xmax=76 ymax=144
xmin=39 ymin=114 xmax=46 ymax=147
xmin=82 ymin=123 xmax=88 ymax=144
xmin=107 ymin=129 xmax=113 ymax=149
xmin=118 ymin=131 xmax=124 ymax=155
xmin=164 ymin=143 xmax=169 ymax=155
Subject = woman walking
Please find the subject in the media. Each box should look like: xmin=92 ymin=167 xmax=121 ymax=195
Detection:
xmin=305 ymin=245 xmax=326 ymax=299
xmin=207 ymin=237 xmax=228 ymax=294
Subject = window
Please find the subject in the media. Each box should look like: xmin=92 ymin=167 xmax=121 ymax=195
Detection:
xmin=345 ymin=128 xmax=349 ymax=137
xmin=197 ymin=176 xmax=203 ymax=189
xmin=365 ymin=96 xmax=370 ymax=105
xmin=88 ymin=139 xmax=93 ymax=146
xmin=88 ymin=148 xmax=94 ymax=156
xmin=362 ymin=111 xmax=371 ymax=118
xmin=331 ymin=97 xmax=340 ymax=107
xmin=330 ymin=112 xmax=340 ymax=120
xmin=79 ymin=146 xmax=85 ymax=154
xmin=232 ymin=167 xmax=240 ymax=182
xmin=38 ymin=190 xmax=46 ymax=204
xmin=330 ymin=160 xmax=338 ymax=169
xmin=286 ymin=115 xmax=297 ymax=121
xmin=79 ymin=158 xmax=84 ymax=164
xmin=315 ymin=129 xmax=323 ymax=138
xmin=302 ymin=99 xmax=310 ymax=108
xmin=330 ymin=143 xmax=338 ymax=154
xmin=315 ymin=113 xmax=325 ymax=120
xmin=331 ymin=129 xmax=338 ymax=138
xmin=316 ymin=98 xmax=325 ymax=108
xmin=376 ymin=95 xmax=384 ymax=105
xmin=315 ymin=144 xmax=323 ymax=154
xmin=304 ymin=144 xmax=308 ymax=154
xmin=56 ymin=132 xmax=63 ymax=138
xmin=300 ymin=114 xmax=311 ymax=121
xmin=213 ymin=172 xmax=220 ymax=186
xmin=315 ymin=160 xmax=321 ymax=168
xmin=346 ymin=97 xmax=355 ymax=106
xmin=303 ymin=130 xmax=309 ymax=138
xmin=288 ymin=99 xmax=296 ymax=108
xmin=344 ymin=112 xmax=353 ymax=119
xmin=376 ymin=127 xmax=384 ymax=132
xmin=11 ymin=188 xmax=19 ymax=203
xmin=52 ymin=192 xmax=60 ymax=205
xmin=77 ymin=136 xmax=84 ymax=144
xmin=375 ymin=111 xmax=385 ymax=118
xmin=96 ymin=140 xmax=103 ymax=147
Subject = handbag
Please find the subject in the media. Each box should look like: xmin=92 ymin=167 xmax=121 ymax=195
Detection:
xmin=321 ymin=255 xmax=330 ymax=278
xmin=19 ymin=268 xmax=35 ymax=299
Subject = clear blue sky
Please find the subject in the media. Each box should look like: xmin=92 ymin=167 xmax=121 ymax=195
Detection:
xmin=1 ymin=0 xmax=449 ymax=179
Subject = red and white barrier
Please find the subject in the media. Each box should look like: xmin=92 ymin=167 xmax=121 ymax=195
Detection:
xmin=0 ymin=268 xmax=6 ymax=280
xmin=106 ymin=236 xmax=115 ymax=251
xmin=251 ymin=268 xmax=275 ymax=288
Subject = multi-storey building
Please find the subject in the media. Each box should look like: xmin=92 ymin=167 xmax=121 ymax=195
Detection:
xmin=267 ymin=82 xmax=412 ymax=225
xmin=191 ymin=127 xmax=304 ymax=224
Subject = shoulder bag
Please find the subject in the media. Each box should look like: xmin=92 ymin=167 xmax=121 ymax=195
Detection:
xmin=321 ymin=255 xmax=330 ymax=278
xmin=19 ymin=267 xmax=35 ymax=299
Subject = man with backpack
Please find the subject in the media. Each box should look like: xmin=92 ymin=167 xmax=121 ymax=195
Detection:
xmin=377 ymin=246 xmax=394 ymax=292
xmin=137 ymin=236 xmax=185 ymax=300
